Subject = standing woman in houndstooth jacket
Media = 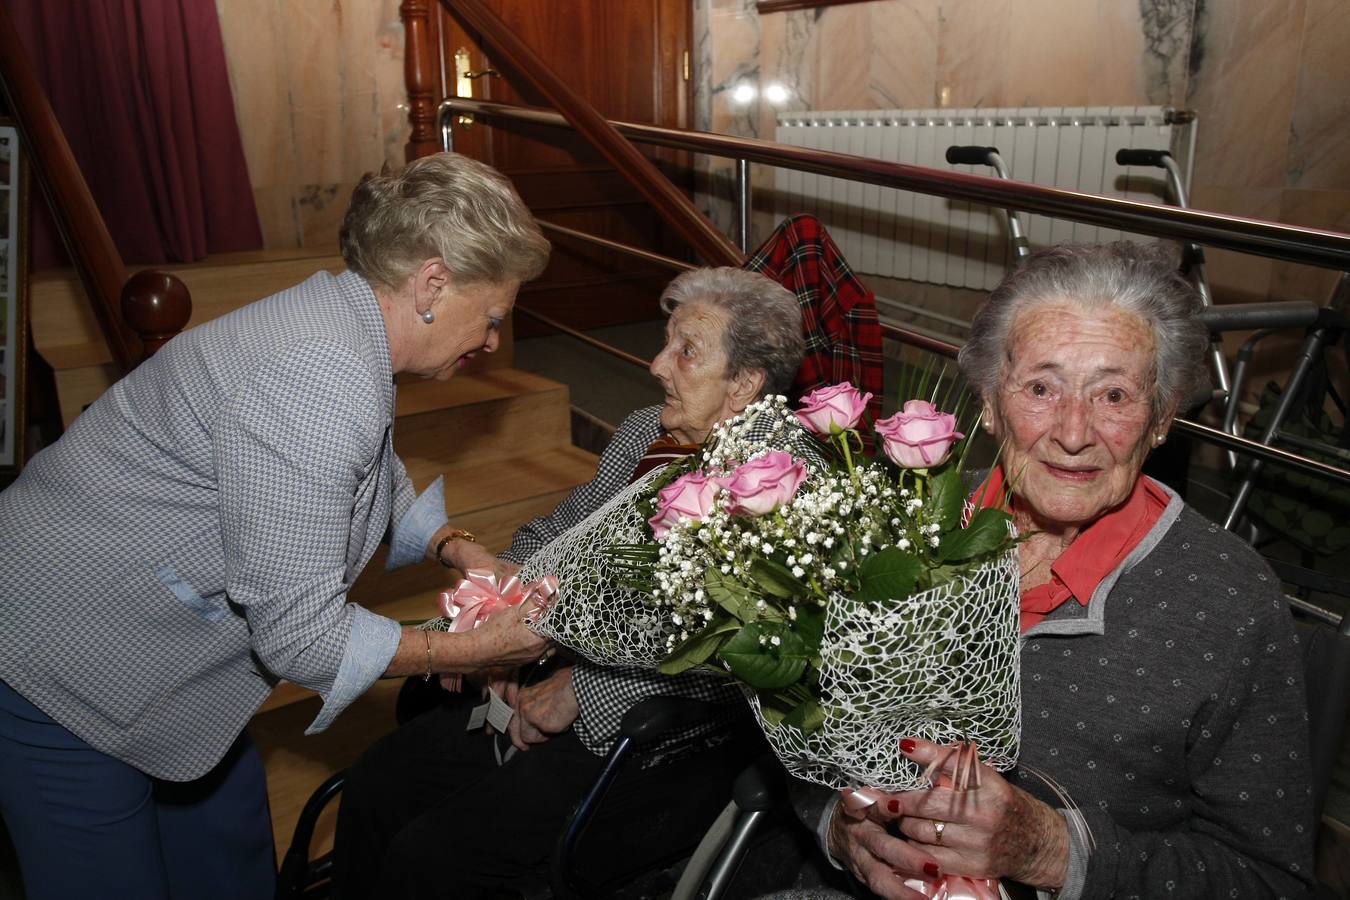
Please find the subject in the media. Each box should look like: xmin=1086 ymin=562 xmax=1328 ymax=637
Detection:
xmin=0 ymin=152 xmax=552 ymax=900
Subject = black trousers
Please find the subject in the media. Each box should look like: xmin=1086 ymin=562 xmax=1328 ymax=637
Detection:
xmin=330 ymin=691 xmax=758 ymax=899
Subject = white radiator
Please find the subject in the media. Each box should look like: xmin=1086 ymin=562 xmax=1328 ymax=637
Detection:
xmin=774 ymin=106 xmax=1194 ymax=291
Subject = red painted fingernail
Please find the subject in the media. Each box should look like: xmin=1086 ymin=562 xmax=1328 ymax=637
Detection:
xmin=924 ymin=862 xmax=941 ymax=879
xmin=900 ymin=738 xmax=917 ymax=753
xmin=887 ymin=799 xmax=900 ymax=813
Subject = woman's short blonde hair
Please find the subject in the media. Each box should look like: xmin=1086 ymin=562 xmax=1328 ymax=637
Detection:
xmin=340 ymin=152 xmax=550 ymax=291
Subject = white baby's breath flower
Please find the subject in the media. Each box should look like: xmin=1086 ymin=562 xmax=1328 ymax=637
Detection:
xmin=792 ymin=566 xmax=805 ymax=578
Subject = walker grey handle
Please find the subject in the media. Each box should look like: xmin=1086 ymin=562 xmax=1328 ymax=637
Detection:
xmin=1197 ymin=301 xmax=1321 ymax=334
xmin=946 ymin=146 xmax=998 ymax=166
xmin=1115 ymin=148 xmax=1172 ymax=167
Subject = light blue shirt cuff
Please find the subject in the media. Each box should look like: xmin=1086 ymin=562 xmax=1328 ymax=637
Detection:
xmin=386 ymin=475 xmax=449 ymax=570
xmin=305 ymin=605 xmax=401 ymax=734
xmin=1036 ymin=808 xmax=1088 ymax=900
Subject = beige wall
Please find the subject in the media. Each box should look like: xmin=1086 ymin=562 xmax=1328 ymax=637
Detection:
xmin=214 ymin=0 xmax=410 ymax=253
xmin=213 ymin=0 xmax=1348 ymax=318
xmin=692 ymin=0 xmax=1350 ymax=312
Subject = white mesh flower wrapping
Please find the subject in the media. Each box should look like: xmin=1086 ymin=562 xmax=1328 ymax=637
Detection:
xmin=517 ymin=468 xmax=675 ymax=667
xmin=747 ymin=545 xmax=1021 ymax=792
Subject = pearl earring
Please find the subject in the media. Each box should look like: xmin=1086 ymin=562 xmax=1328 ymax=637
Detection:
xmin=421 ymin=310 xmax=435 ymax=324
xmin=1154 ymin=434 xmax=1166 ymax=446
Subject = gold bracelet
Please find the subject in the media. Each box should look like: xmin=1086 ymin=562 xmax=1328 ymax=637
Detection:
xmin=422 ymin=629 xmax=433 ymax=682
xmin=434 ymin=528 xmax=477 ymax=568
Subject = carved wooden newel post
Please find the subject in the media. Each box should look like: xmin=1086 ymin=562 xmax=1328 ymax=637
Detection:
xmin=121 ymin=270 xmax=192 ymax=364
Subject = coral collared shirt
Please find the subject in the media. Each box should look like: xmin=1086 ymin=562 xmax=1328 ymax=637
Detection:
xmin=977 ymin=466 xmax=1170 ymax=632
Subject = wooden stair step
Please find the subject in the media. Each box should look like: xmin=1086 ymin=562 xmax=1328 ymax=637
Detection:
xmin=394 ymin=367 xmax=565 ymax=418
xmin=395 ymin=381 xmax=572 ymax=470
xmin=402 ymin=444 xmax=598 ymax=513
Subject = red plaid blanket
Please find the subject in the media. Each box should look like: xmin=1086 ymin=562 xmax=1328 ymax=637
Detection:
xmin=745 ymin=214 xmax=884 ymax=437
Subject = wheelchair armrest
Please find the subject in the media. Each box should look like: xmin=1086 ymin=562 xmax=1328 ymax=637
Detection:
xmin=276 ymin=770 xmax=346 ymax=898
xmin=731 ymin=754 xmax=788 ymax=813
xmin=619 ymin=695 xmax=721 ymax=745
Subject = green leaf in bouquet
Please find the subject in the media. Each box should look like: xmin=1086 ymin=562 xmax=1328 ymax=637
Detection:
xmin=791 ymin=601 xmax=826 ymax=653
xmin=937 ymin=506 xmax=1014 ymax=562
xmin=720 ymin=621 xmax=809 ymax=689
xmin=929 ymin=466 xmax=965 ymax=532
xmin=750 ymin=558 xmax=809 ymax=599
xmin=853 ymin=547 xmax=922 ymax=602
xmin=782 ymin=698 xmax=825 ymax=733
xmin=705 ymin=565 xmax=762 ymax=622
xmin=658 ymin=615 xmax=740 ymax=675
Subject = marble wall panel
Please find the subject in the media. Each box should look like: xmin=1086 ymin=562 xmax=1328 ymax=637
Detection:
xmin=1286 ymin=0 xmax=1350 ymax=192
xmin=934 ymin=0 xmax=1011 ymax=108
xmin=1184 ymin=0 xmax=1304 ymax=190
xmin=863 ymin=1 xmax=940 ymax=109
xmin=215 ymin=0 xmax=299 ymax=248
xmin=216 ymin=0 xmax=407 ymax=250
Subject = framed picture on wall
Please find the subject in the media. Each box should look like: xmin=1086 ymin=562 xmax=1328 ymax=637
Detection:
xmin=0 ymin=119 xmax=30 ymax=475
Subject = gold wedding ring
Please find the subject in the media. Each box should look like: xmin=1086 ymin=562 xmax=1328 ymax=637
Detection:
xmin=932 ymin=820 xmax=946 ymax=845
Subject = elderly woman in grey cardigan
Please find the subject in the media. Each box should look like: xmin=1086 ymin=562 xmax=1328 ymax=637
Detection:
xmin=0 ymin=152 xmax=553 ymax=900
xmin=799 ymin=243 xmax=1314 ymax=899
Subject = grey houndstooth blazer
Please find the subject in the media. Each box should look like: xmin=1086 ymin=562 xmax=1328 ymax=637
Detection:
xmin=0 ymin=270 xmax=415 ymax=781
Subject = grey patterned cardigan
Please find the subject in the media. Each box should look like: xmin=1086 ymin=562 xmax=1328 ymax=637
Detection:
xmin=793 ymin=485 xmax=1316 ymax=899
xmin=0 ymin=271 xmax=415 ymax=781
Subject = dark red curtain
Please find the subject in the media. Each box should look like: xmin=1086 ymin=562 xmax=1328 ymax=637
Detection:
xmin=11 ymin=0 xmax=262 ymax=267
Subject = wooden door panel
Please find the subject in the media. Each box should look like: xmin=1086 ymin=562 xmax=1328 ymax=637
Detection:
xmin=429 ymin=0 xmax=694 ymax=330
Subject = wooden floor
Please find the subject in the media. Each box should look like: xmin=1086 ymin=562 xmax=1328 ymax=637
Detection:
xmin=252 ymin=679 xmax=405 ymax=861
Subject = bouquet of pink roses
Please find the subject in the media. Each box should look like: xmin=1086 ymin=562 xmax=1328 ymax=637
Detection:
xmin=526 ymin=382 xmax=1022 ymax=792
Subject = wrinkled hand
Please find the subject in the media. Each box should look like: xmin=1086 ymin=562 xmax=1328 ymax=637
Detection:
xmin=460 ymin=597 xmax=552 ymax=673
xmin=887 ymin=738 xmax=1069 ymax=890
xmin=827 ymin=791 xmax=939 ymax=899
xmin=507 ymin=665 xmax=578 ymax=751
xmin=448 ymin=541 xmax=521 ymax=583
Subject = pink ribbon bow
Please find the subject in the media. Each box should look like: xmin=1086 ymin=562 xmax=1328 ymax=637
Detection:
xmin=435 ymin=568 xmax=558 ymax=692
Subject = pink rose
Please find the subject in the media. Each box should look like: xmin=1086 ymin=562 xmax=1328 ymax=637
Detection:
xmin=795 ymin=383 xmax=873 ymax=435
xmin=722 ymin=451 xmax=808 ymax=516
xmin=648 ymin=471 xmax=726 ymax=539
xmin=875 ymin=400 xmax=965 ymax=469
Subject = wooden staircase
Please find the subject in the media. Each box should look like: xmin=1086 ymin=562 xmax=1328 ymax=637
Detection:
xmin=29 ymin=250 xmax=601 ymax=861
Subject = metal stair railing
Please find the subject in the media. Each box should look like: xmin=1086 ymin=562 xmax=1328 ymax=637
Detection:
xmin=439 ymin=97 xmax=1350 ymax=272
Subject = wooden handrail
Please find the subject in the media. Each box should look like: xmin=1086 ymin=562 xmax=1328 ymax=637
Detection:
xmin=436 ymin=0 xmax=744 ymax=268
xmin=0 ymin=5 xmax=193 ymax=373
xmin=0 ymin=3 xmax=140 ymax=371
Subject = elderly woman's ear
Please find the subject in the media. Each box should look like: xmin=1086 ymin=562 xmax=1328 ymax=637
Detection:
xmin=726 ymin=368 xmax=768 ymax=415
xmin=411 ymin=258 xmax=452 ymax=319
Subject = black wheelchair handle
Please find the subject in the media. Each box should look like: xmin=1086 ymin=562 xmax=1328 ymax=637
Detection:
xmin=1115 ymin=148 xmax=1172 ymax=167
xmin=946 ymin=145 xmax=998 ymax=166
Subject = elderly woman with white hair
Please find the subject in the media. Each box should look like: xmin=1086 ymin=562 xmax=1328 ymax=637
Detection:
xmin=787 ymin=242 xmax=1316 ymax=900
xmin=0 ymin=152 xmax=554 ymax=900
xmin=330 ymin=266 xmax=819 ymax=899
